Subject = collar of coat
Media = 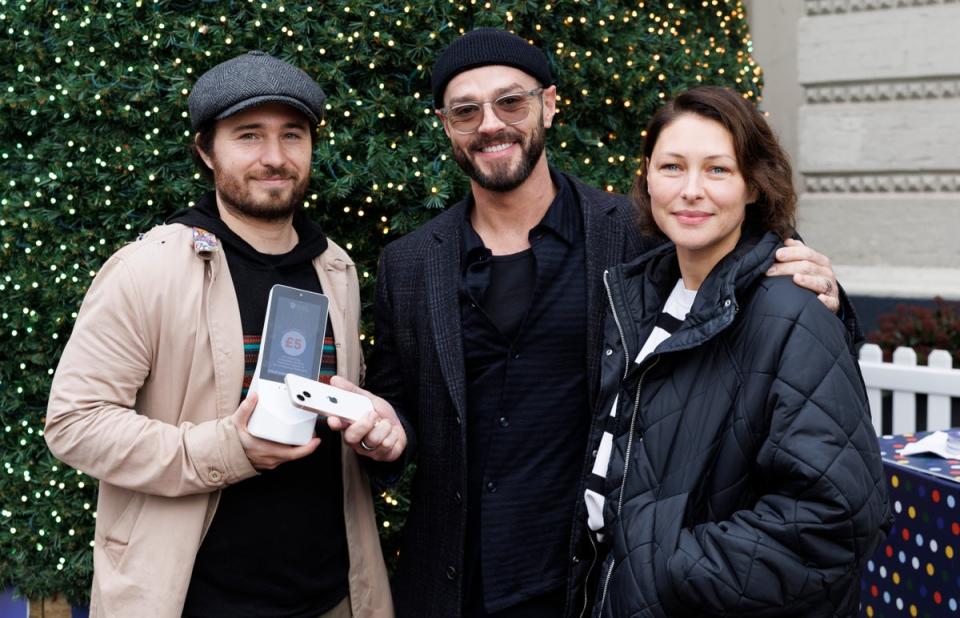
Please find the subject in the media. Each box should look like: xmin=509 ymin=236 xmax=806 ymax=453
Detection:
xmin=427 ymin=169 xmax=625 ymax=244
xmin=607 ymin=225 xmax=784 ymax=363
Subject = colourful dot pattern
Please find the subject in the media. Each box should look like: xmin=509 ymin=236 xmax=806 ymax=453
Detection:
xmin=861 ymin=433 xmax=960 ymax=617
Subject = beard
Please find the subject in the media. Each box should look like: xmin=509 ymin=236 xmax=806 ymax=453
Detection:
xmin=212 ymin=160 xmax=309 ymax=223
xmin=450 ymin=116 xmax=546 ymax=193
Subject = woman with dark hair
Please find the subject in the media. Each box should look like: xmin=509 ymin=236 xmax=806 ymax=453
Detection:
xmin=584 ymin=86 xmax=892 ymax=617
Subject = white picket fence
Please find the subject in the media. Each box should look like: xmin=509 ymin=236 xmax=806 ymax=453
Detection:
xmin=859 ymin=343 xmax=960 ymax=436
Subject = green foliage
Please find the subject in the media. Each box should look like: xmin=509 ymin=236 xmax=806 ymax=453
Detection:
xmin=867 ymin=297 xmax=960 ymax=365
xmin=0 ymin=0 xmax=760 ymax=603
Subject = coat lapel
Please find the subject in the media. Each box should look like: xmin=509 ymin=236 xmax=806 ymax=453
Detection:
xmin=314 ymin=250 xmax=362 ymax=383
xmin=578 ymin=180 xmax=627 ymax=409
xmin=201 ymin=240 xmax=245 ymax=418
xmin=425 ymin=211 xmax=468 ymax=422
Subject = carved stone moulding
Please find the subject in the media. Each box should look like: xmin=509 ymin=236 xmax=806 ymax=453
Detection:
xmin=803 ymin=173 xmax=960 ymax=193
xmin=804 ymin=79 xmax=960 ymax=103
xmin=805 ymin=0 xmax=958 ymax=16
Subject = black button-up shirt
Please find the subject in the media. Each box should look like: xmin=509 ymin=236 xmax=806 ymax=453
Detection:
xmin=460 ymin=170 xmax=589 ymax=613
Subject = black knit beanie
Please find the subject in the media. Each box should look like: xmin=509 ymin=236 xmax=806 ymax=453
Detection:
xmin=431 ymin=28 xmax=553 ymax=106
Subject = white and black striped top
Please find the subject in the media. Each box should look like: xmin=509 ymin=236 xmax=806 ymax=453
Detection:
xmin=584 ymin=279 xmax=697 ymax=539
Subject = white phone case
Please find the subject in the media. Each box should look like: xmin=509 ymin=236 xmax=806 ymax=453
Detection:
xmin=284 ymin=374 xmax=373 ymax=423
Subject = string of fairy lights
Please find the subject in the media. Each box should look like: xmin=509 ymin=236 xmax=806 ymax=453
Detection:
xmin=0 ymin=0 xmax=760 ymax=600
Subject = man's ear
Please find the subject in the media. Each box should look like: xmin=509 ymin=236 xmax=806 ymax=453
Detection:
xmin=436 ymin=109 xmax=452 ymax=140
xmin=541 ymin=85 xmax=558 ymax=129
xmin=194 ymin=134 xmax=215 ymax=172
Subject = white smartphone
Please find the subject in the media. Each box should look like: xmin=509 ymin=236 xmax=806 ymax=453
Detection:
xmin=247 ymin=285 xmax=330 ymax=445
xmin=284 ymin=374 xmax=373 ymax=423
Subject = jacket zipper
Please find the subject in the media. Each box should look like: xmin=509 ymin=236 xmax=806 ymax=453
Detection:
xmin=597 ymin=358 xmax=657 ymax=612
xmin=598 ymin=268 xmax=660 ymax=613
xmin=617 ymin=361 xmax=656 ymax=512
xmin=597 ymin=558 xmax=616 ymax=614
xmin=602 ymin=270 xmax=631 ymax=380
xmin=578 ymin=531 xmax=599 ymax=618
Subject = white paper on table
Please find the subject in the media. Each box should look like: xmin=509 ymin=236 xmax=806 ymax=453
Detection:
xmin=898 ymin=431 xmax=960 ymax=459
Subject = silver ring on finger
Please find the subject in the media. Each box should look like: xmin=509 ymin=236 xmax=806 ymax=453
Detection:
xmin=360 ymin=439 xmax=376 ymax=452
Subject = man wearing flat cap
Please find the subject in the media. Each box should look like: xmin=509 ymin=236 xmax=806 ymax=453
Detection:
xmin=359 ymin=28 xmax=858 ymax=617
xmin=45 ymin=51 xmax=398 ymax=618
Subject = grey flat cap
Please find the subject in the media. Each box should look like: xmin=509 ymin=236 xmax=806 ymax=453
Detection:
xmin=188 ymin=51 xmax=326 ymax=130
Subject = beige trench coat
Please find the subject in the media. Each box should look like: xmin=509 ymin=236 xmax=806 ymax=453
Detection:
xmin=46 ymin=223 xmax=393 ymax=617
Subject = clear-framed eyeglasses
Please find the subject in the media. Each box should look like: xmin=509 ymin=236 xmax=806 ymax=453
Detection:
xmin=439 ymin=88 xmax=544 ymax=135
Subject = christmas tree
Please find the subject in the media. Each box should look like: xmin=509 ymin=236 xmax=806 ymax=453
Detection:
xmin=0 ymin=0 xmax=761 ymax=603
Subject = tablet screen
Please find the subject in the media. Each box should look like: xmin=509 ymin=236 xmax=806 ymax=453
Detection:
xmin=259 ymin=285 xmax=329 ymax=383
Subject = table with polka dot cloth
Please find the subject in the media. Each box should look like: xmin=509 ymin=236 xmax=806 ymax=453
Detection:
xmin=861 ymin=432 xmax=960 ymax=618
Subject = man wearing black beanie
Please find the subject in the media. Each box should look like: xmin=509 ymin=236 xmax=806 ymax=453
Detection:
xmin=361 ymin=27 xmax=855 ymax=618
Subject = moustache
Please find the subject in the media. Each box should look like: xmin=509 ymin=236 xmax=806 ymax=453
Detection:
xmin=250 ymin=167 xmax=297 ymax=181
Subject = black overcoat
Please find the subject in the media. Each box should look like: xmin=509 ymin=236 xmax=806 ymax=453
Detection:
xmin=364 ymin=173 xmax=654 ymax=617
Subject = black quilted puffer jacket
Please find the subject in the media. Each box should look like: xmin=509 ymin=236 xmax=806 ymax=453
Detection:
xmin=591 ymin=229 xmax=892 ymax=617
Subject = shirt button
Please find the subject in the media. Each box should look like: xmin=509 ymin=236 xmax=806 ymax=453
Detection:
xmin=455 ymin=415 xmax=462 ymax=425
xmin=446 ymin=565 xmax=457 ymax=580
xmin=513 ymin=353 xmax=520 ymax=360
xmin=605 ymin=348 xmax=614 ymax=356
xmin=572 ymin=554 xmax=581 ymax=564
xmin=498 ymin=416 xmax=509 ymax=428
xmin=454 ymin=491 xmax=462 ymax=505
xmin=208 ymin=469 xmax=222 ymax=482
xmin=592 ymin=449 xmax=598 ymax=458
xmin=486 ymin=481 xmax=497 ymax=493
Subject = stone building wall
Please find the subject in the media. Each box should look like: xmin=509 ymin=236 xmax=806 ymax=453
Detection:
xmin=748 ymin=0 xmax=960 ymax=301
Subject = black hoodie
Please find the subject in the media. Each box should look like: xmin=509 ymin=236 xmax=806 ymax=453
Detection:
xmin=172 ymin=192 xmax=350 ymax=618
xmin=167 ymin=191 xmax=330 ymax=335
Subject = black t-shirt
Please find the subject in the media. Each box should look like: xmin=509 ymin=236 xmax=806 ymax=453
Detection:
xmin=174 ymin=195 xmax=349 ymax=617
xmin=480 ymin=250 xmax=536 ymax=342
